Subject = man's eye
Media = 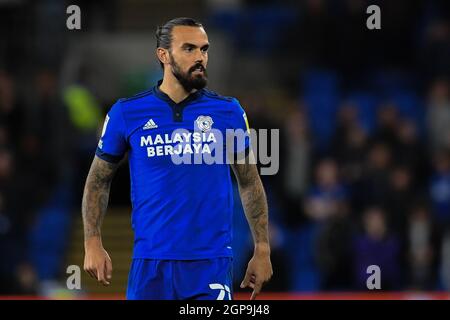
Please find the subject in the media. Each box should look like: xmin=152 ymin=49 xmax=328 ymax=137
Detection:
xmin=185 ymin=47 xmax=193 ymax=52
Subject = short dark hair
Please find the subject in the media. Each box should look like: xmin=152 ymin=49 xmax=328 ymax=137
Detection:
xmin=155 ymin=17 xmax=203 ymax=69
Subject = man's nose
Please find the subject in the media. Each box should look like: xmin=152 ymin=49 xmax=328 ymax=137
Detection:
xmin=194 ymin=49 xmax=204 ymax=64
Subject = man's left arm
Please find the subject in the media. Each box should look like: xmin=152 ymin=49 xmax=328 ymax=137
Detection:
xmin=231 ymin=155 xmax=273 ymax=300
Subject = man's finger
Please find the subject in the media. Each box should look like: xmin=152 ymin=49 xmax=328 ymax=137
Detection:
xmin=105 ymin=258 xmax=113 ymax=281
xmin=250 ymin=281 xmax=263 ymax=300
xmin=88 ymin=269 xmax=96 ymax=279
xmin=85 ymin=266 xmax=96 ymax=279
xmin=97 ymin=264 xmax=107 ymax=285
xmin=240 ymin=272 xmax=251 ymax=288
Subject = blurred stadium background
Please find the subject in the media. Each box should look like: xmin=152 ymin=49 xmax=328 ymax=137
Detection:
xmin=0 ymin=0 xmax=449 ymax=299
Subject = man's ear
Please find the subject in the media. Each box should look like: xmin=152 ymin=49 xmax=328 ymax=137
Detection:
xmin=156 ymin=48 xmax=170 ymax=66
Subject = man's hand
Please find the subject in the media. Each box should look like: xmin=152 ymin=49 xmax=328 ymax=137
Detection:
xmin=240 ymin=245 xmax=273 ymax=300
xmin=84 ymin=238 xmax=113 ymax=286
xmin=82 ymin=156 xmax=118 ymax=286
xmin=232 ymin=157 xmax=272 ymax=300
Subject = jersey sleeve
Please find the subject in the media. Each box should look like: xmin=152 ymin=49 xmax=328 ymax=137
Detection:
xmin=95 ymin=101 xmax=127 ymax=163
xmin=229 ymin=98 xmax=251 ymax=155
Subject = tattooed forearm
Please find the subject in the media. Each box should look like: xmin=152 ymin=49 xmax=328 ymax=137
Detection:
xmin=231 ymin=161 xmax=269 ymax=246
xmin=82 ymin=156 xmax=118 ymax=241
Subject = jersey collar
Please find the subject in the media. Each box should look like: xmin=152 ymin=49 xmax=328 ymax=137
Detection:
xmin=153 ymin=79 xmax=204 ymax=106
xmin=153 ymin=80 xmax=204 ymax=122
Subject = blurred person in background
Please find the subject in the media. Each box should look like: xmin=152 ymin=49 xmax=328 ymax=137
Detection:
xmin=394 ymin=119 xmax=429 ymax=187
xmin=304 ymin=158 xmax=348 ymax=222
xmin=385 ymin=166 xmax=417 ymax=277
xmin=303 ymin=156 xmax=355 ymax=290
xmin=406 ymin=203 xmax=440 ymax=290
xmin=316 ymin=200 xmax=355 ymax=291
xmin=290 ymin=158 xmax=350 ymax=291
xmin=427 ymin=78 xmax=450 ymax=153
xmin=282 ymin=105 xmax=311 ymax=227
xmin=429 ymin=149 xmax=450 ymax=290
xmin=385 ymin=167 xmax=416 ymax=241
xmin=331 ymin=103 xmax=360 ymax=158
xmin=439 ymin=232 xmax=450 ymax=290
xmin=30 ymin=69 xmax=70 ymax=193
xmin=62 ymin=65 xmax=103 ymax=201
xmin=373 ymin=103 xmax=399 ymax=149
xmin=352 ymin=206 xmax=402 ymax=290
xmin=429 ymin=150 xmax=450 ymax=229
xmin=355 ymin=142 xmax=391 ymax=213
xmin=332 ymin=103 xmax=368 ymax=192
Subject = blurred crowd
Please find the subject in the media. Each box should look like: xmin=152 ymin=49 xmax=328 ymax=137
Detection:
xmin=0 ymin=0 xmax=449 ymax=294
xmin=0 ymin=67 xmax=102 ymax=294
xmin=238 ymin=76 xmax=450 ymax=292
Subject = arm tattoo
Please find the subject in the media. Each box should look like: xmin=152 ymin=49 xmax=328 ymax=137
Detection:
xmin=82 ymin=156 xmax=119 ymax=240
xmin=231 ymin=161 xmax=269 ymax=245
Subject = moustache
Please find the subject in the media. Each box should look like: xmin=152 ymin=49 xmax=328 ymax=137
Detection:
xmin=189 ymin=64 xmax=206 ymax=74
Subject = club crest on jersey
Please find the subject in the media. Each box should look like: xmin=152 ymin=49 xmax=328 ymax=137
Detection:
xmin=196 ymin=115 xmax=214 ymax=132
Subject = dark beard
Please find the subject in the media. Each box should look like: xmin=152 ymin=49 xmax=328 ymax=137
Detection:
xmin=170 ymin=55 xmax=207 ymax=92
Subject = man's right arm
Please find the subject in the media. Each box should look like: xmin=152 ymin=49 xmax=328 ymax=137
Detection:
xmin=82 ymin=155 xmax=119 ymax=286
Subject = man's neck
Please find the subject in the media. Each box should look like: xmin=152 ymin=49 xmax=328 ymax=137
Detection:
xmin=159 ymin=72 xmax=196 ymax=104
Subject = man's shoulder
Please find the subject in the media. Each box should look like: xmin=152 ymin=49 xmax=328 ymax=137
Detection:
xmin=113 ymin=89 xmax=160 ymax=117
xmin=202 ymin=88 xmax=237 ymax=104
xmin=117 ymin=88 xmax=156 ymax=105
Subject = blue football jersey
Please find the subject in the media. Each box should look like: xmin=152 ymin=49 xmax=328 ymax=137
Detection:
xmin=96 ymin=81 xmax=250 ymax=260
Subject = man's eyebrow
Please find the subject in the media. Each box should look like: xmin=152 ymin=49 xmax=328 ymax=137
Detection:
xmin=181 ymin=43 xmax=210 ymax=49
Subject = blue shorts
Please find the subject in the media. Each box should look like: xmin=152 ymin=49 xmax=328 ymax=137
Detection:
xmin=126 ymin=258 xmax=233 ymax=300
